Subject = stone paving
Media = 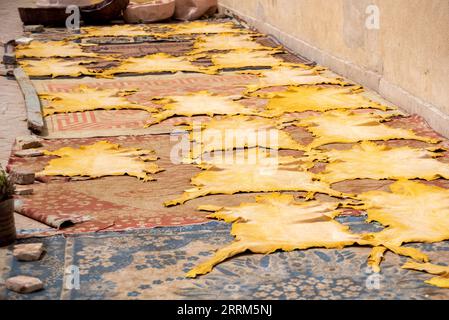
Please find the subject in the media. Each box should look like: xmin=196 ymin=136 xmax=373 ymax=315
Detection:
xmin=0 ymin=0 xmax=34 ymax=168
xmin=1 ymin=0 xmax=47 ymax=230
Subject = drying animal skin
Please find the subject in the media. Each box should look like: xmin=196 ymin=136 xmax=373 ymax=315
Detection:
xmin=164 ymin=154 xmax=345 ymax=206
xmin=79 ymin=25 xmax=155 ymax=38
xmin=105 ymin=53 xmax=208 ymax=77
xmin=15 ymin=41 xmax=98 ymax=58
xmin=253 ymin=86 xmax=389 ymax=117
xmin=357 ymin=180 xmax=449 ymax=273
xmin=209 ymin=49 xmax=285 ymax=71
xmin=38 ymin=141 xmax=163 ymax=181
xmin=191 ymin=149 xmax=292 ymax=170
xmin=184 ymin=115 xmax=305 ymax=160
xmin=186 ymin=193 xmax=362 ymax=277
xmin=296 ymin=111 xmax=439 ymax=149
xmin=190 ymin=34 xmax=277 ymax=54
xmin=242 ymin=66 xmax=346 ymax=93
xmin=165 ymin=21 xmax=250 ymax=36
xmin=402 ymin=261 xmax=449 ymax=288
xmin=39 ymin=85 xmax=157 ymax=116
xmin=19 ymin=59 xmax=98 ymax=78
xmin=146 ymin=91 xmax=258 ymax=126
xmin=314 ymin=142 xmax=449 ymax=183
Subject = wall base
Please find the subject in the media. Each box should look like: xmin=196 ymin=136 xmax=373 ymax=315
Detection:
xmin=221 ymin=5 xmax=449 ymax=138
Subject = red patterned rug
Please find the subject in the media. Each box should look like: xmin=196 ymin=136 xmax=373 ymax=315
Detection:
xmin=8 ymin=135 xmax=294 ymax=234
xmin=32 ymin=73 xmax=260 ymax=138
xmin=8 ymin=113 xmax=448 ymax=236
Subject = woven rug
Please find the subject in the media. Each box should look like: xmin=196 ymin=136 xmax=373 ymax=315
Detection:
xmin=29 ymin=33 xmax=310 ymax=139
xmin=8 ymin=135 xmax=296 ymax=234
xmin=2 ymin=220 xmax=449 ymax=300
xmin=8 ymin=112 xmax=449 ymax=235
xmin=32 ymin=72 xmax=262 ymax=138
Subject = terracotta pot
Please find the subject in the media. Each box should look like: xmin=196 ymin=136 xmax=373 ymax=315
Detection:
xmin=35 ymin=0 xmax=103 ymax=7
xmin=174 ymin=0 xmax=217 ymax=21
xmin=81 ymin=0 xmax=130 ymax=23
xmin=18 ymin=7 xmax=72 ymax=26
xmin=124 ymin=0 xmax=175 ymax=23
xmin=0 ymin=199 xmax=16 ymax=247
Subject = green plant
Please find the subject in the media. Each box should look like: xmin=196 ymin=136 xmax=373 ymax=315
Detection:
xmin=0 ymin=166 xmax=14 ymax=202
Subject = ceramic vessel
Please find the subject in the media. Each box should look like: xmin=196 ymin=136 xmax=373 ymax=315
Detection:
xmin=0 ymin=199 xmax=15 ymax=247
xmin=124 ymin=0 xmax=175 ymax=23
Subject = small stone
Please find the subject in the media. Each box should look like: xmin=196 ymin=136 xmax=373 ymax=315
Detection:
xmin=14 ymin=186 xmax=33 ymax=195
xmin=23 ymin=25 xmax=44 ymax=33
xmin=13 ymin=243 xmax=45 ymax=261
xmin=69 ymin=28 xmax=81 ymax=34
xmin=14 ymin=149 xmax=44 ymax=158
xmin=15 ymin=37 xmax=34 ymax=45
xmin=10 ymin=169 xmax=35 ymax=185
xmin=15 ymin=136 xmax=43 ymax=150
xmin=5 ymin=276 xmax=43 ymax=294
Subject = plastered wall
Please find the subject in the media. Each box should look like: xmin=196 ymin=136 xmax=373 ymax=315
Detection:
xmin=218 ymin=0 xmax=449 ymax=136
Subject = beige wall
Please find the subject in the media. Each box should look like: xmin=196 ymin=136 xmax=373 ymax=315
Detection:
xmin=218 ymin=0 xmax=449 ymax=136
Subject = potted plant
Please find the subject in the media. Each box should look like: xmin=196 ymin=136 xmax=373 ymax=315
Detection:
xmin=0 ymin=166 xmax=16 ymax=246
